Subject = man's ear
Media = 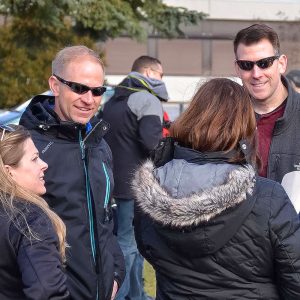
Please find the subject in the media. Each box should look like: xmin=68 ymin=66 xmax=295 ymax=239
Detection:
xmin=278 ymin=54 xmax=287 ymax=75
xmin=49 ymin=75 xmax=60 ymax=96
xmin=142 ymin=67 xmax=151 ymax=79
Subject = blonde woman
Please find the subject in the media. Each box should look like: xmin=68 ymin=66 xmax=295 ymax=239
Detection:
xmin=0 ymin=124 xmax=69 ymax=300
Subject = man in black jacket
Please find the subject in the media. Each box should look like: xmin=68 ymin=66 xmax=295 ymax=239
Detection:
xmin=102 ymin=56 xmax=168 ymax=300
xmin=286 ymin=69 xmax=300 ymax=93
xmin=234 ymin=24 xmax=300 ymax=213
xmin=20 ymin=45 xmax=125 ymax=300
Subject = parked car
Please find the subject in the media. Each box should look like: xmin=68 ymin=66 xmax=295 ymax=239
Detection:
xmin=0 ymin=91 xmax=53 ymax=125
xmin=0 ymin=100 xmax=31 ymax=125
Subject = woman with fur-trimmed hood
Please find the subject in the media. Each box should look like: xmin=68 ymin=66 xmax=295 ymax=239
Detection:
xmin=132 ymin=78 xmax=300 ymax=300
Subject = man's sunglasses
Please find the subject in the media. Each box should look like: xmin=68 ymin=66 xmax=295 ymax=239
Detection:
xmin=236 ymin=55 xmax=280 ymax=71
xmin=53 ymin=74 xmax=107 ymax=96
xmin=0 ymin=124 xmax=15 ymax=141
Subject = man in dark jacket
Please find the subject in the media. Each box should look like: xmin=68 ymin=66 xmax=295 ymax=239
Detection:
xmin=20 ymin=45 xmax=125 ymax=300
xmin=102 ymin=56 xmax=168 ymax=300
xmin=286 ymin=69 xmax=300 ymax=93
xmin=234 ymin=24 xmax=300 ymax=213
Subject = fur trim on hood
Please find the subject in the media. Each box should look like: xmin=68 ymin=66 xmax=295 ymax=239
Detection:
xmin=132 ymin=160 xmax=256 ymax=228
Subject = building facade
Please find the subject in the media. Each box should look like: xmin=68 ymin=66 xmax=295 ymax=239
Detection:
xmin=104 ymin=0 xmax=300 ymax=77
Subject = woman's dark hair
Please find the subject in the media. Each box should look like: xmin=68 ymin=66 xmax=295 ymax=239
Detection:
xmin=169 ymin=78 xmax=260 ymax=167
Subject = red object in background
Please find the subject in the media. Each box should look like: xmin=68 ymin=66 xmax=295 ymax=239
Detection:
xmin=163 ymin=111 xmax=171 ymax=137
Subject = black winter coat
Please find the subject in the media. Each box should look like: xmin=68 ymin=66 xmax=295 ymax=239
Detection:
xmin=267 ymin=76 xmax=300 ymax=183
xmin=0 ymin=201 xmax=69 ymax=300
xmin=133 ymin=146 xmax=300 ymax=300
xmin=102 ymin=72 xmax=165 ymax=199
xmin=20 ymin=96 xmax=125 ymax=300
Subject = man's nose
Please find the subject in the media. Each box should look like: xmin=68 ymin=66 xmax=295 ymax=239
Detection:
xmin=81 ymin=90 xmax=94 ymax=103
xmin=251 ymin=64 xmax=263 ymax=78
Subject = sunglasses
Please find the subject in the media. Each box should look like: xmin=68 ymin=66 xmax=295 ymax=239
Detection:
xmin=0 ymin=124 xmax=15 ymax=141
xmin=150 ymin=68 xmax=164 ymax=79
xmin=53 ymin=74 xmax=106 ymax=96
xmin=143 ymin=67 xmax=164 ymax=79
xmin=236 ymin=55 xmax=280 ymax=71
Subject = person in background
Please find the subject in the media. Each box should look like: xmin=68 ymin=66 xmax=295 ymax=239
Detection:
xmin=102 ymin=55 xmax=168 ymax=300
xmin=286 ymin=69 xmax=300 ymax=93
xmin=20 ymin=45 xmax=125 ymax=300
xmin=162 ymin=110 xmax=171 ymax=137
xmin=133 ymin=78 xmax=300 ymax=300
xmin=0 ymin=124 xmax=69 ymax=300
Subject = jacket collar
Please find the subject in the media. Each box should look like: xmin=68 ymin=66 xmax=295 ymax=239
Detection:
xmin=117 ymin=71 xmax=169 ymax=101
xmin=20 ymin=95 xmax=109 ymax=142
xmin=273 ymin=75 xmax=300 ymax=134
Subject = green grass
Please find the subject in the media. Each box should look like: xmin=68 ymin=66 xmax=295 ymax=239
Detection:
xmin=144 ymin=260 xmax=156 ymax=297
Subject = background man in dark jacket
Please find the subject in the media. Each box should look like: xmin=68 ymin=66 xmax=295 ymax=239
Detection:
xmin=286 ymin=69 xmax=300 ymax=93
xmin=20 ymin=45 xmax=125 ymax=300
xmin=234 ymin=24 xmax=300 ymax=213
xmin=102 ymin=56 xmax=168 ymax=300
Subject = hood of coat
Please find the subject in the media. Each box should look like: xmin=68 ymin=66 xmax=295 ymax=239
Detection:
xmin=118 ymin=71 xmax=169 ymax=101
xmin=132 ymin=159 xmax=257 ymax=255
xmin=20 ymin=95 xmax=109 ymax=142
xmin=20 ymin=95 xmax=59 ymax=129
xmin=274 ymin=75 xmax=300 ymax=134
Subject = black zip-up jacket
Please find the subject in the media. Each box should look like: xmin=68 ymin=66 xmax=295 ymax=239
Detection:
xmin=133 ymin=145 xmax=300 ymax=300
xmin=267 ymin=76 xmax=300 ymax=182
xmin=102 ymin=72 xmax=166 ymax=199
xmin=0 ymin=201 xmax=69 ymax=300
xmin=20 ymin=96 xmax=125 ymax=300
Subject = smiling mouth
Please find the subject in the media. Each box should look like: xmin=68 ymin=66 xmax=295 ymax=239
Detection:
xmin=252 ymin=82 xmax=266 ymax=88
xmin=78 ymin=107 xmax=91 ymax=110
xmin=75 ymin=106 xmax=94 ymax=113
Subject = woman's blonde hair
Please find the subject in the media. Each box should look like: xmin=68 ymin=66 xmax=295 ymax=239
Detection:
xmin=0 ymin=125 xmax=67 ymax=262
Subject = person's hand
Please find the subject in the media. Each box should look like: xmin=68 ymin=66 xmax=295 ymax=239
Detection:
xmin=111 ymin=280 xmax=118 ymax=300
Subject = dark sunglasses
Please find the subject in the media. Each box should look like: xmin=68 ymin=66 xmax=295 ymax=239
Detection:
xmin=236 ymin=55 xmax=280 ymax=71
xmin=53 ymin=74 xmax=106 ymax=96
xmin=150 ymin=67 xmax=164 ymax=79
xmin=0 ymin=124 xmax=15 ymax=141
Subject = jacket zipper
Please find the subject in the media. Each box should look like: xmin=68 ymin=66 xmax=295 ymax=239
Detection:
xmin=267 ymin=121 xmax=280 ymax=180
xmin=79 ymin=131 xmax=101 ymax=300
xmin=82 ymin=120 xmax=103 ymax=144
xmin=102 ymin=162 xmax=111 ymax=222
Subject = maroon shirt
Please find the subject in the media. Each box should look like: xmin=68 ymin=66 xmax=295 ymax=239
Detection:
xmin=256 ymin=100 xmax=286 ymax=177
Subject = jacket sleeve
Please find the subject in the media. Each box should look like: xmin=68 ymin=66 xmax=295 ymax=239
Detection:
xmin=107 ymin=228 xmax=126 ymax=287
xmin=128 ymin=92 xmax=163 ymax=153
xmin=269 ymin=183 xmax=300 ymax=299
xmin=138 ymin=115 xmax=163 ymax=152
xmin=103 ymin=145 xmax=126 ymax=287
xmin=10 ymin=209 xmax=70 ymax=300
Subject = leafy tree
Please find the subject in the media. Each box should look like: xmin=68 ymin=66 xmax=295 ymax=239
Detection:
xmin=0 ymin=23 xmax=95 ymax=108
xmin=0 ymin=0 xmax=206 ymax=108
xmin=71 ymin=0 xmax=207 ymax=40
